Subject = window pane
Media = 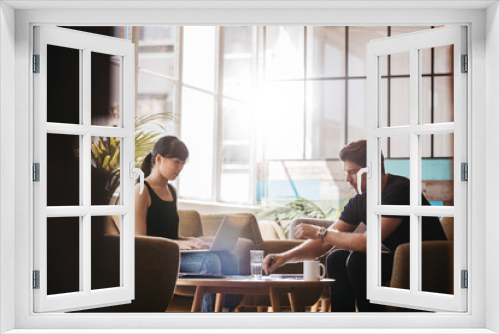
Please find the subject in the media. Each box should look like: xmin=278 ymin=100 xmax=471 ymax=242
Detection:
xmin=307 ymin=26 xmax=345 ymax=78
xmin=91 ymin=137 xmax=121 ymax=205
xmin=380 ymin=215 xmax=410 ymax=291
xmin=47 ymin=134 xmax=80 ymax=206
xmin=379 ymin=53 xmax=410 ymax=128
xmin=91 ymin=215 xmax=121 ymax=290
xmin=259 ymin=81 xmax=304 ymax=160
xmin=183 ymin=26 xmax=216 ymax=92
xmin=91 ymin=52 xmax=122 ymax=127
xmin=265 ymin=26 xmax=304 ymax=80
xmin=180 ymin=87 xmax=215 ymax=200
xmin=390 ymin=51 xmax=410 ymax=76
xmin=421 ymin=134 xmax=454 ymax=207
xmin=381 ymin=135 xmax=410 ymax=179
xmin=348 ymin=79 xmax=366 ymax=143
xmin=223 ymin=27 xmax=255 ymax=100
xmin=390 ymin=77 xmax=410 ymax=127
xmin=420 ymin=46 xmax=454 ymax=125
xmin=47 ymin=217 xmax=80 ymax=295
xmin=433 ymin=75 xmax=454 ymax=124
xmin=221 ymin=171 xmax=250 ymax=203
xmin=222 ymin=99 xmax=251 ymax=143
xmin=434 ymin=44 xmax=454 ymax=74
xmin=47 ymin=45 xmax=80 ymax=124
xmin=348 ymin=26 xmax=387 ymax=77
xmin=257 ymin=160 xmax=351 ymax=207
xmin=306 ymin=80 xmax=345 ymax=158
xmin=421 ymin=216 xmax=454 ymax=295
xmin=138 ymin=26 xmax=177 ymax=79
xmin=421 ymin=48 xmax=432 ymax=75
xmin=380 ymin=76 xmax=388 ymax=128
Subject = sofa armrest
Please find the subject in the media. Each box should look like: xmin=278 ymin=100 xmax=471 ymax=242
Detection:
xmin=87 ymin=235 xmax=180 ymax=312
xmin=261 ymin=239 xmax=303 ymax=254
xmin=391 ymin=240 xmax=453 ymax=294
xmin=260 ymin=240 xmax=304 ymax=274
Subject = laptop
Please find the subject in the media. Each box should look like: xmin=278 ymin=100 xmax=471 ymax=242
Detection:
xmin=179 ymin=214 xmax=245 ymax=253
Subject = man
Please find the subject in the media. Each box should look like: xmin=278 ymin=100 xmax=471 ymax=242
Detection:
xmin=262 ymin=140 xmax=446 ymax=312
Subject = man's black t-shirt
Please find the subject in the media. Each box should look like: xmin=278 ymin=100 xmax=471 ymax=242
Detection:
xmin=338 ymin=174 xmax=447 ymax=253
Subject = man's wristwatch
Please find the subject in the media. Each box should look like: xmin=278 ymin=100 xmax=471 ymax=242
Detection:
xmin=318 ymin=227 xmax=328 ymax=241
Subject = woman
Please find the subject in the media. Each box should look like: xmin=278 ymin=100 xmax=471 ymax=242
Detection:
xmin=135 ymin=136 xmax=239 ymax=312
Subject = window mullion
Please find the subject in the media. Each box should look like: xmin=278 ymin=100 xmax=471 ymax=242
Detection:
xmin=214 ymin=26 xmax=223 ymax=202
xmin=409 ymin=46 xmax=420 ymax=295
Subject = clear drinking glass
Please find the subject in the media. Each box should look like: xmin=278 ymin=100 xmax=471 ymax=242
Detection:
xmin=250 ymin=250 xmax=264 ymax=278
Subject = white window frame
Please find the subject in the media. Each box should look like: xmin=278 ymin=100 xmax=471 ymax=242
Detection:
xmin=177 ymin=26 xmax=258 ymax=206
xmin=32 ymin=26 xmax=136 ymax=313
xmin=1 ymin=2 xmax=498 ymax=333
xmin=365 ymin=26 xmax=467 ymax=312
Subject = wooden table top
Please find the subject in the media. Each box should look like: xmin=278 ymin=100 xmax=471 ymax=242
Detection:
xmin=177 ymin=276 xmax=335 ymax=288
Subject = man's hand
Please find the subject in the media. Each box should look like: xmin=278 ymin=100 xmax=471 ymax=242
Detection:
xmin=262 ymin=253 xmax=287 ymax=274
xmin=294 ymin=223 xmax=321 ymax=240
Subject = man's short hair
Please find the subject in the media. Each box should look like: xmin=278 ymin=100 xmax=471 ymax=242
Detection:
xmin=339 ymin=139 xmax=385 ymax=174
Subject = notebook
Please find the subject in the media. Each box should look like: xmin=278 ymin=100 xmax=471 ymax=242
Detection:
xmin=179 ymin=214 xmax=245 ymax=253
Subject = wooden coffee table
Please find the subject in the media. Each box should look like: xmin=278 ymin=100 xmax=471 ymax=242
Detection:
xmin=176 ymin=276 xmax=335 ymax=312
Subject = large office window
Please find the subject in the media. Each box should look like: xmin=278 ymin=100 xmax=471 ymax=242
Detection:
xmin=132 ymin=26 xmax=451 ymax=207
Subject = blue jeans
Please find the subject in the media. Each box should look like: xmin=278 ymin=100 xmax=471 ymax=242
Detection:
xmin=180 ymin=251 xmax=239 ymax=312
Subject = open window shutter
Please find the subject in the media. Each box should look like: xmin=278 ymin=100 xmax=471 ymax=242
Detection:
xmin=33 ymin=26 xmax=135 ymax=312
xmin=366 ymin=26 xmax=467 ymax=312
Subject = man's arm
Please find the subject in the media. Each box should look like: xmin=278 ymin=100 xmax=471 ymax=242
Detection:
xmin=295 ymin=217 xmax=403 ymax=253
xmin=263 ymin=219 xmax=356 ymax=273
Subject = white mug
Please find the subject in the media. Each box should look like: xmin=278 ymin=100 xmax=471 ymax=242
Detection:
xmin=303 ymin=260 xmax=326 ymax=281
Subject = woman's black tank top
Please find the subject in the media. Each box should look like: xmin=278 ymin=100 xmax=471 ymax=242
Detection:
xmin=144 ymin=181 xmax=179 ymax=240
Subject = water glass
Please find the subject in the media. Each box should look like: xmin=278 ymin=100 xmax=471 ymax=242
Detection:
xmin=250 ymin=250 xmax=264 ymax=278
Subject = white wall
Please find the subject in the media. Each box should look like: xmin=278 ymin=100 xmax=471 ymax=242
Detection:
xmin=0 ymin=2 xmax=16 ymax=333
xmin=3 ymin=5 xmax=496 ymax=332
xmin=178 ymin=200 xmax=257 ymax=215
xmin=485 ymin=2 xmax=500 ymax=333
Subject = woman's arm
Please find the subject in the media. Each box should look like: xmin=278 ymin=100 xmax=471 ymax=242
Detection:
xmin=135 ymin=183 xmax=150 ymax=236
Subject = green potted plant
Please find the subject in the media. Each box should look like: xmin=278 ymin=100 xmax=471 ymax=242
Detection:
xmin=255 ymin=196 xmax=352 ymax=238
xmin=90 ymin=112 xmax=174 ymax=204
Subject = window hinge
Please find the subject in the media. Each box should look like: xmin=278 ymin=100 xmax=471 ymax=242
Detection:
xmin=461 ymin=163 xmax=468 ymax=181
xmin=461 ymin=270 xmax=468 ymax=289
xmin=33 ymin=270 xmax=40 ymax=289
xmin=461 ymin=54 xmax=468 ymax=73
xmin=33 ymin=163 xmax=40 ymax=182
xmin=33 ymin=54 xmax=40 ymax=73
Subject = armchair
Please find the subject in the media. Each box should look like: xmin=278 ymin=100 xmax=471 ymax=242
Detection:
xmin=287 ymin=217 xmax=455 ymax=312
xmin=80 ymin=216 xmax=180 ymax=312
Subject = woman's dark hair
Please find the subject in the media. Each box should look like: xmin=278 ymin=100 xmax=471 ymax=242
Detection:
xmin=140 ymin=136 xmax=189 ymax=178
xmin=339 ymin=139 xmax=385 ymax=174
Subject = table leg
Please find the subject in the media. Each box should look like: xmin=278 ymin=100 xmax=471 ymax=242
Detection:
xmin=288 ymin=292 xmax=305 ymax=312
xmin=268 ymin=287 xmax=281 ymax=312
xmin=215 ymin=293 xmax=225 ymax=312
xmin=191 ymin=286 xmax=205 ymax=312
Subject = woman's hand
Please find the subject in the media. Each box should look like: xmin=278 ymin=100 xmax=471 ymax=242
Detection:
xmin=262 ymin=253 xmax=287 ymax=275
xmin=178 ymin=237 xmax=211 ymax=250
xmin=294 ymin=223 xmax=321 ymax=240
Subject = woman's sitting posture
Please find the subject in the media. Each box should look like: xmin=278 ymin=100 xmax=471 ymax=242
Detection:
xmin=135 ymin=136 xmax=239 ymax=312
